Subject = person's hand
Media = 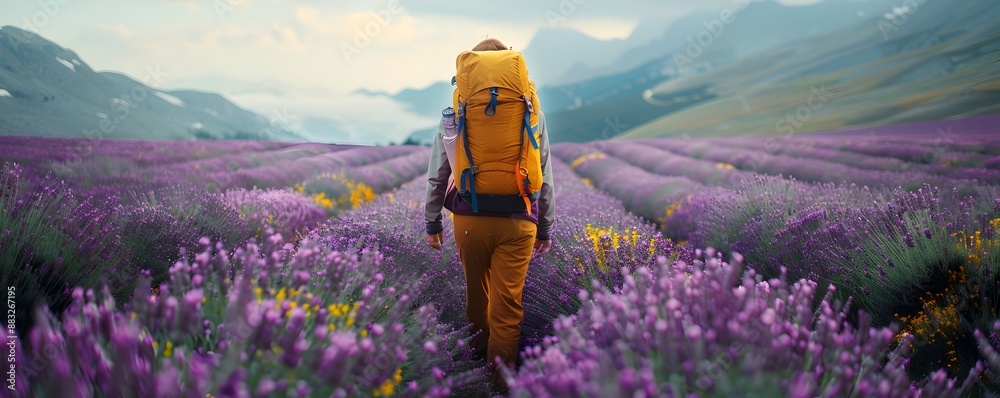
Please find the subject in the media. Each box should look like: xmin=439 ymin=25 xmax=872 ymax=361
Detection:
xmin=427 ymin=232 xmax=444 ymax=250
xmin=533 ymin=239 xmax=552 ymax=257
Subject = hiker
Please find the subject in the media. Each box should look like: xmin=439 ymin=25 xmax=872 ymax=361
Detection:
xmin=423 ymin=38 xmax=555 ymax=389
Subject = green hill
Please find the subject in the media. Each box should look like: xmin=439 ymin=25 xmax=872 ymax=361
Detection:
xmin=618 ymin=0 xmax=1000 ymax=139
xmin=0 ymin=26 xmax=303 ymax=141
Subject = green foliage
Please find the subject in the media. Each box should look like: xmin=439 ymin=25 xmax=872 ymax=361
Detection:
xmin=0 ymin=163 xmax=132 ymax=333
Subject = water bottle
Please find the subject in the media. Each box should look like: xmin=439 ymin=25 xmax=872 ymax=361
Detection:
xmin=441 ymin=107 xmax=458 ymax=168
xmin=442 ymin=107 xmax=457 ymax=137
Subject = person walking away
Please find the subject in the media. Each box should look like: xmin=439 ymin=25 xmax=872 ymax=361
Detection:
xmin=423 ymin=38 xmax=555 ymax=391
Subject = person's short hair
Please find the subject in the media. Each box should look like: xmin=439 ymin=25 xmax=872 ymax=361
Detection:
xmin=472 ymin=38 xmax=508 ymax=51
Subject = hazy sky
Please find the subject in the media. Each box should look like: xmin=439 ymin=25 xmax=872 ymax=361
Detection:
xmin=1 ymin=0 xmax=824 ymax=143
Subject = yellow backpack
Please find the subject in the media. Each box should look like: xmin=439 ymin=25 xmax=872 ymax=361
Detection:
xmin=452 ymin=49 xmax=543 ymax=214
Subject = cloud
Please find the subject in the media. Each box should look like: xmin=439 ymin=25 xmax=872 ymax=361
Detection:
xmin=295 ymin=6 xmax=330 ymax=34
xmin=340 ymin=12 xmax=422 ymax=45
xmin=227 ymin=88 xmax=439 ymax=144
xmin=195 ymin=24 xmax=250 ymax=46
xmin=96 ymin=24 xmax=134 ymax=39
xmin=557 ymin=17 xmax=639 ymax=40
xmin=157 ymin=0 xmax=202 ymax=13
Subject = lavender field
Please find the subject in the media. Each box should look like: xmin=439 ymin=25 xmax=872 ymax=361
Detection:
xmin=3 ymin=123 xmax=1000 ymax=397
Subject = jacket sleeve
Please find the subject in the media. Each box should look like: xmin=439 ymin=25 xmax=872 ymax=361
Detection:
xmin=424 ymin=118 xmax=451 ymax=235
xmin=536 ymin=111 xmax=555 ymax=241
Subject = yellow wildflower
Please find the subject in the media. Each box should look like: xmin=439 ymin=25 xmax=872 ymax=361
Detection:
xmin=570 ymin=153 xmax=605 ymax=169
xmin=163 ymin=341 xmax=174 ymax=358
xmin=374 ymin=368 xmax=403 ymax=397
xmin=311 ymin=192 xmax=335 ymax=209
xmin=665 ymin=203 xmax=682 ymax=218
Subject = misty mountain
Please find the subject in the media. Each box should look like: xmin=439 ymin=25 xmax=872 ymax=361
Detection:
xmin=384 ymin=82 xmax=454 ymax=117
xmin=0 ymin=26 xmax=303 ymax=141
xmin=619 ymin=0 xmax=1000 ymax=139
xmin=164 ymin=75 xmax=292 ymax=97
xmin=354 ymin=81 xmax=454 ymax=117
xmin=588 ymin=0 xmax=898 ymax=81
xmin=402 ymin=126 xmax=438 ymax=146
xmin=370 ymin=0 xmax=1000 ymax=145
xmin=520 ymin=28 xmax=635 ymax=86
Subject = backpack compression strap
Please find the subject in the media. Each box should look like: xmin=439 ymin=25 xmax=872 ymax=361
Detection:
xmin=457 ymin=101 xmax=479 ymax=213
xmin=519 ymin=95 xmax=537 ymax=215
xmin=485 ymin=88 xmax=499 ymax=116
xmin=523 ymin=95 xmax=539 ymax=150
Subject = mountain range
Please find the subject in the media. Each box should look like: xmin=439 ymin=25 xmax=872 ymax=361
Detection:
xmin=381 ymin=0 xmax=1000 ymax=144
xmin=0 ymin=26 xmax=302 ymax=141
xmin=619 ymin=0 xmax=1000 ymax=140
xmin=3 ymin=0 xmax=997 ymax=144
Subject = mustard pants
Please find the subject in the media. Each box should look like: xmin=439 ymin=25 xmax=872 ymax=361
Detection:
xmin=453 ymin=214 xmax=536 ymax=367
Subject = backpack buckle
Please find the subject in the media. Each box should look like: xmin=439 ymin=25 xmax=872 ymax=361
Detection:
xmin=523 ymin=96 xmax=533 ymax=113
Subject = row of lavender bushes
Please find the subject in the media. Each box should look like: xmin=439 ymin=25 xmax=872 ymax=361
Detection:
xmin=7 ymin=151 xmax=999 ymax=395
xmin=703 ymin=135 xmax=1000 ymax=185
xmin=9 ymin=175 xmax=997 ymax=396
xmin=0 ymin=148 xmax=430 ymax=334
xmin=6 ymin=233 xmax=485 ymax=397
xmin=1 ymin=140 xmax=431 ymax=332
xmin=508 ymin=252 xmax=995 ymax=397
xmin=0 ymin=137 xmax=427 ymax=208
xmin=2 ymin=161 xmax=330 ymax=333
xmin=558 ymin=137 xmax=1000 ymax=387
xmin=4 ymin=133 xmax=1000 ymax=395
xmin=683 ymin=177 xmax=1000 ymax=382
